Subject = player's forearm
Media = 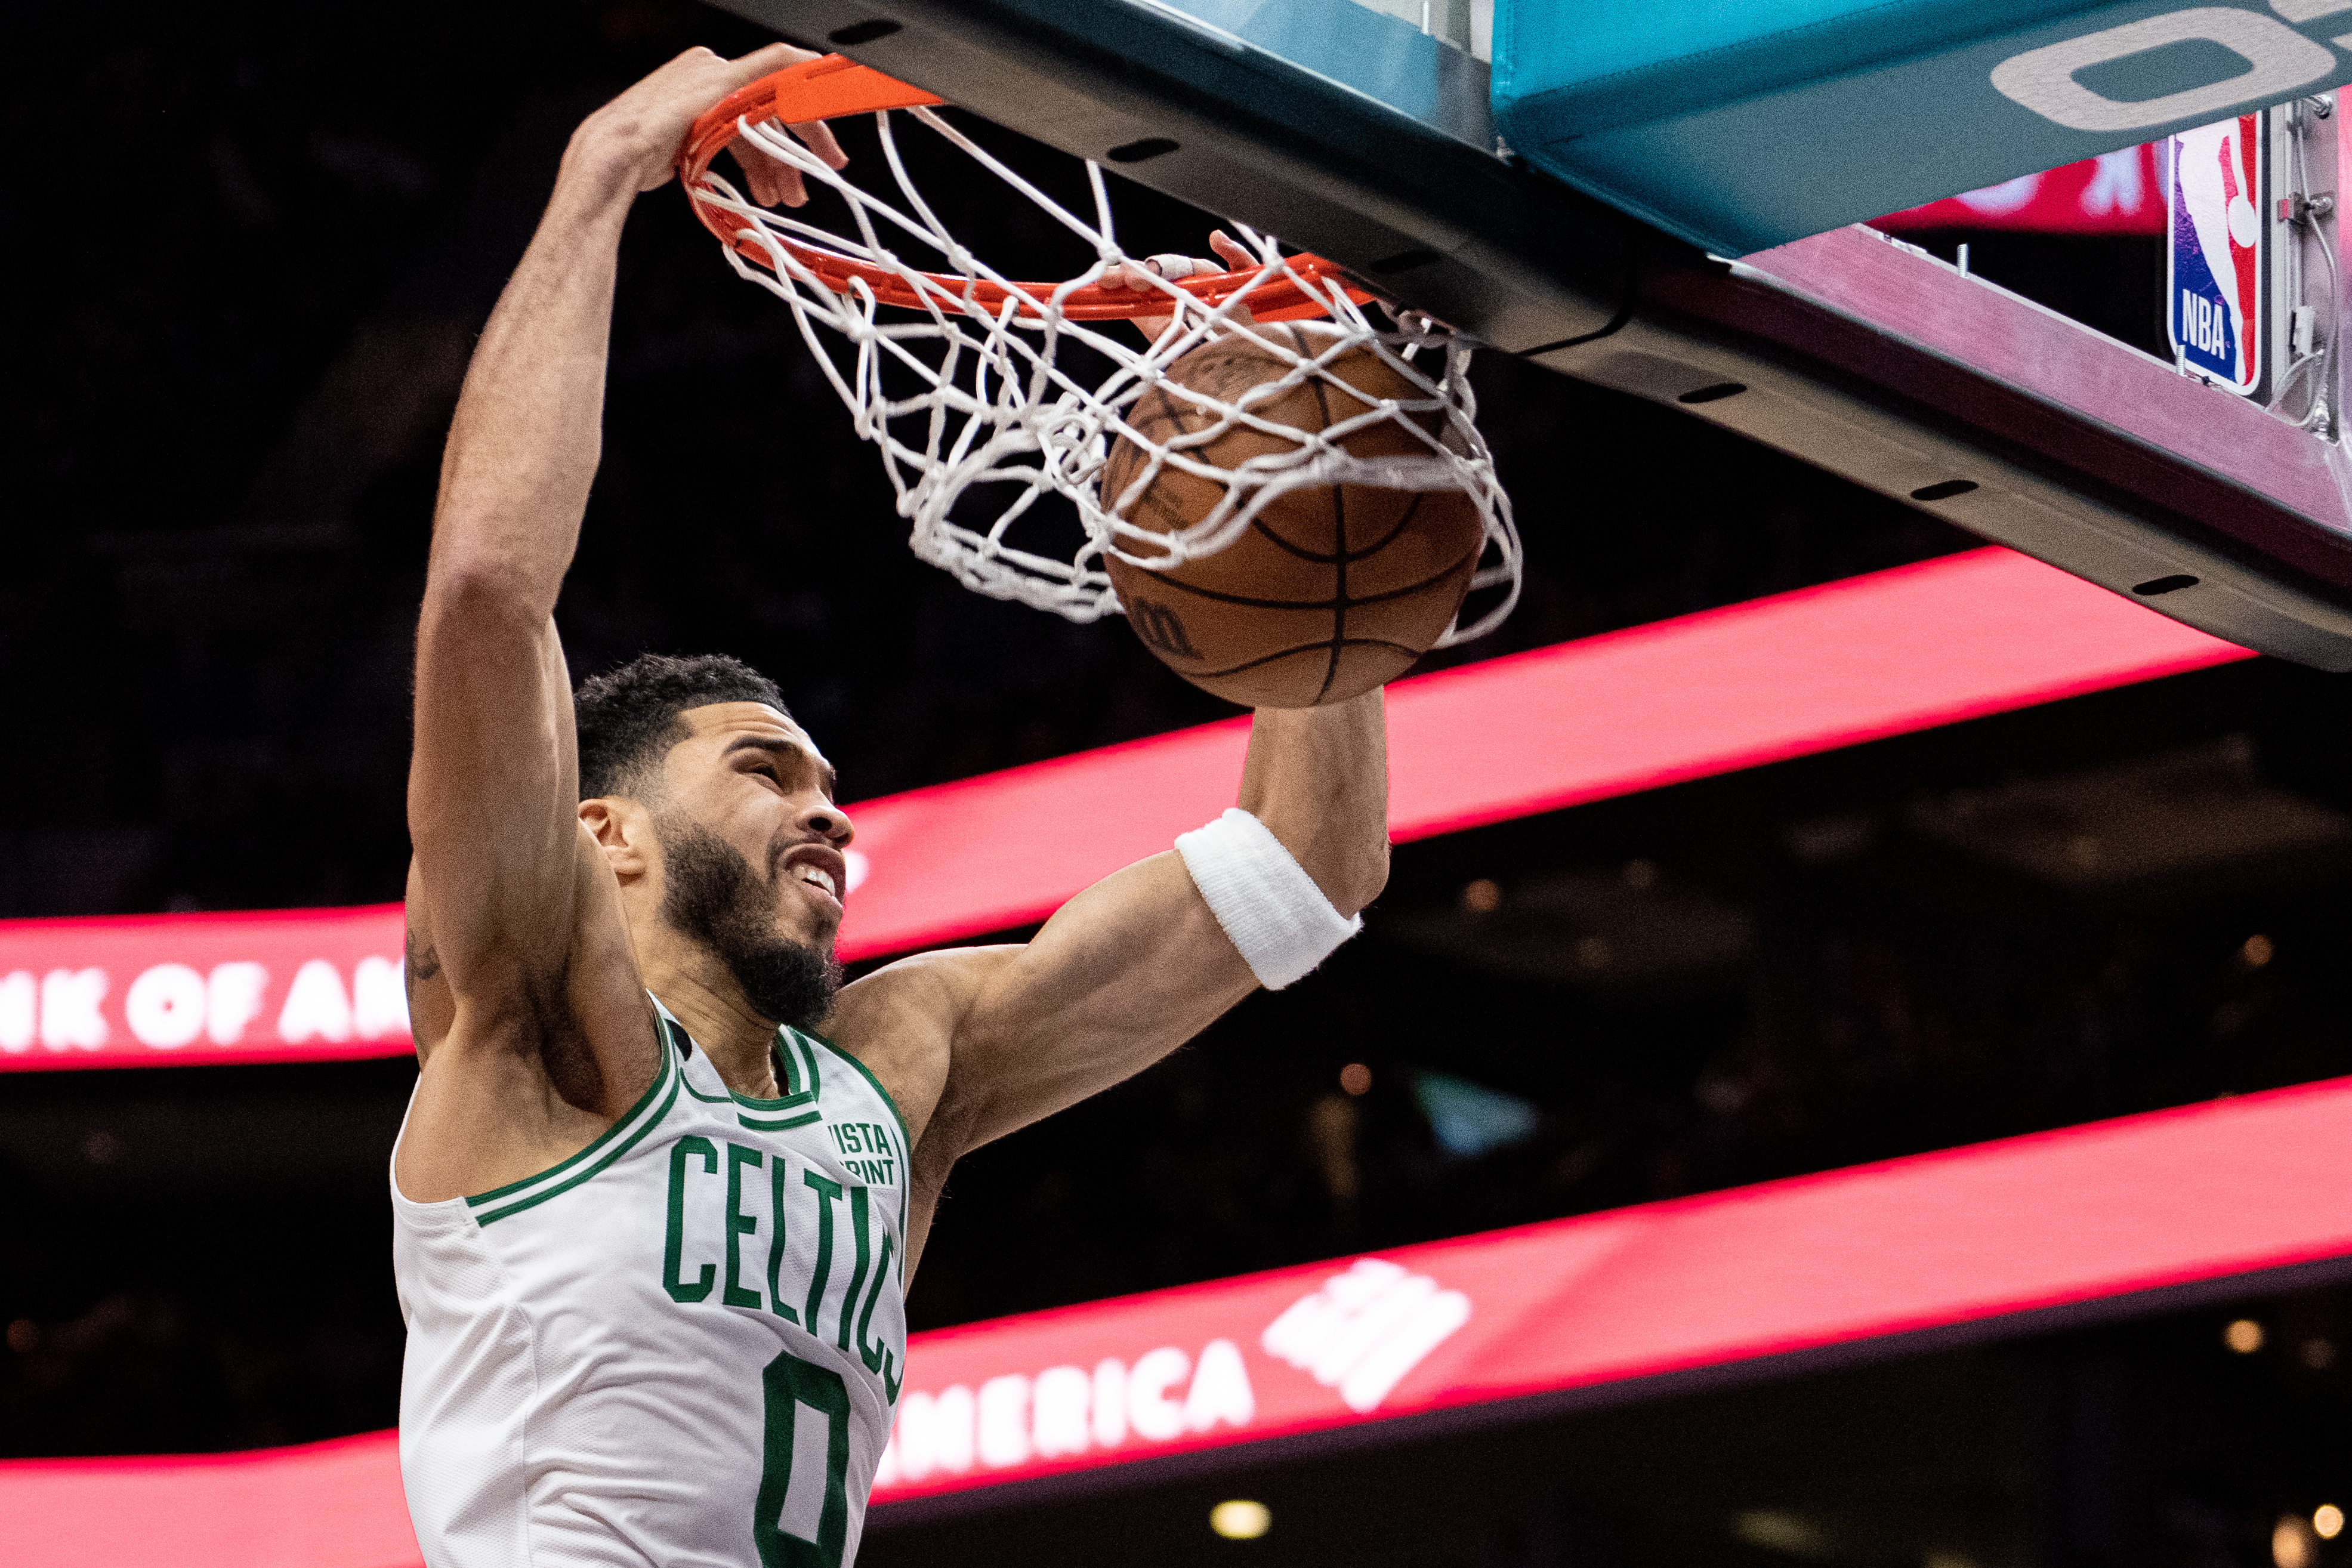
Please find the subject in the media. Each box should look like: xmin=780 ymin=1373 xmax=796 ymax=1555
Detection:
xmin=424 ymin=148 xmax=637 ymax=618
xmin=1236 ymin=691 xmax=1390 ymax=916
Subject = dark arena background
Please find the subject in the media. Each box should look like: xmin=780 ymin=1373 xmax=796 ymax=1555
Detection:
xmin=6 ymin=3 xmax=2352 ymax=1567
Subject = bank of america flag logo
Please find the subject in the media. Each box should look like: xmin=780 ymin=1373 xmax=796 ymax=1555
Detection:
xmin=1260 ymin=1258 xmax=1471 ymax=1413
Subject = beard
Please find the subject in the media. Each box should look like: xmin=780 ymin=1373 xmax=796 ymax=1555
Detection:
xmin=657 ymin=817 xmax=842 ymax=1031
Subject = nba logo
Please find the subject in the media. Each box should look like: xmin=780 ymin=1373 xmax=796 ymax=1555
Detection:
xmin=2168 ymin=114 xmax=2265 ymax=397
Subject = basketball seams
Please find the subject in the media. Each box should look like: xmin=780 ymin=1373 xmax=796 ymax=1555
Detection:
xmin=1103 ymin=379 xmax=1213 ymax=541
xmin=1127 ymin=548 xmax=1481 ymax=612
xmin=1251 ymin=490 xmax=1424 ymax=566
xmin=1101 ymin=329 xmax=1483 ymax=707
xmin=1107 ymin=367 xmax=1291 ymax=542
xmin=1113 ymin=339 xmax=1320 ymax=449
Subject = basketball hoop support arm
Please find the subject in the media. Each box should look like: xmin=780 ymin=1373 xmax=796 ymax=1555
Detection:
xmin=710 ymin=0 xmax=2352 ymax=670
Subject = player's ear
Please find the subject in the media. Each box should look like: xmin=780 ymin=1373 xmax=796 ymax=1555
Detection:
xmin=579 ymin=797 xmax=656 ymax=881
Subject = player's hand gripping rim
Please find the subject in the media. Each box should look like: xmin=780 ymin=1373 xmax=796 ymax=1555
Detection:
xmin=573 ymin=42 xmax=849 ymax=204
xmin=1100 ymin=230 xmax=1280 ymax=339
xmin=1100 ymin=230 xmax=1258 ymax=303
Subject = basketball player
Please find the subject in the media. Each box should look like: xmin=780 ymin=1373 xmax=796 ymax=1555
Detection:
xmin=393 ymin=41 xmax=1388 ymax=1568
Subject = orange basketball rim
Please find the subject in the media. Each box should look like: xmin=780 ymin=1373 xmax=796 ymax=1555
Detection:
xmin=677 ymin=54 xmax=1371 ymax=323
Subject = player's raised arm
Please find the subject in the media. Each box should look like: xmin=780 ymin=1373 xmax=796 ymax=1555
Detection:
xmin=857 ymin=690 xmax=1387 ymax=1193
xmin=403 ymin=44 xmax=841 ymax=1192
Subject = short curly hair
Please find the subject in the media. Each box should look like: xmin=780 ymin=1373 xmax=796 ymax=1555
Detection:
xmin=574 ymin=653 xmax=789 ymax=801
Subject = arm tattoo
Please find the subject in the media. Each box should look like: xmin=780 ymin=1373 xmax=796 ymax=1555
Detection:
xmin=406 ymin=926 xmax=443 ymax=984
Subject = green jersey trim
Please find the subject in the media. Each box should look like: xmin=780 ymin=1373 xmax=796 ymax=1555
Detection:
xmin=811 ymin=1033 xmax=912 ymax=1160
xmin=737 ymin=1108 xmax=825 ymax=1132
xmin=651 ymin=1007 xmax=733 ymax=1103
xmin=464 ymin=1032 xmax=680 ymax=1223
xmin=681 ymin=1079 xmax=731 ymax=1104
xmin=663 ymin=1010 xmax=821 ymax=1114
xmin=472 ymin=1071 xmax=683 ymax=1227
xmin=730 ymin=1029 xmax=820 ymax=1112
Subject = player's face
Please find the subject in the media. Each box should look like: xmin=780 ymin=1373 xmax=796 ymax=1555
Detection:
xmin=658 ymin=702 xmax=851 ymax=949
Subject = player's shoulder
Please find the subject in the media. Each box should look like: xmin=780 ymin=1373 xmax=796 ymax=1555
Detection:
xmin=828 ymin=943 xmax=1022 ymax=1035
xmin=820 ymin=943 xmax=1024 ymax=1146
xmin=401 ymin=832 xmax=656 ymax=1097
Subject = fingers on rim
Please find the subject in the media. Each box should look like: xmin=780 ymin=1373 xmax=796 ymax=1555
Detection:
xmin=735 ymin=41 xmax=815 ymax=75
xmin=717 ymin=42 xmax=800 ymax=93
xmin=785 ymin=119 xmax=851 ymax=169
xmin=1208 ymin=231 xmax=1258 ymax=268
xmin=729 ymin=142 xmax=809 ymax=208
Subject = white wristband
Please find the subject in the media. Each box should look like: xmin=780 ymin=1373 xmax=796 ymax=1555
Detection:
xmin=1175 ymin=808 xmax=1363 ymax=990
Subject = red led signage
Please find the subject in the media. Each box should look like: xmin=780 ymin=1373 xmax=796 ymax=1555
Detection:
xmin=0 ymin=548 xmax=2247 ymax=1071
xmin=8 ymin=1074 xmax=2350 ymax=1566
xmin=1875 ymin=145 xmax=2165 ymax=235
xmin=866 ymin=1072 xmax=2352 ymax=1502
xmin=0 ymin=903 xmax=413 ymax=1071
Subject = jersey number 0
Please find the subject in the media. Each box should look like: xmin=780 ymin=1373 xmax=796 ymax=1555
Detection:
xmin=755 ymin=1348 xmax=853 ymax=1567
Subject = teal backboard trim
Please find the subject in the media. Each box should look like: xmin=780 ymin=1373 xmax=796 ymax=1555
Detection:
xmin=1153 ymin=0 xmax=1494 ymax=149
xmin=1493 ymin=0 xmax=2352 ymax=253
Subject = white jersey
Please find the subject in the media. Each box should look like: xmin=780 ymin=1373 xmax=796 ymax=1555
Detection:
xmin=391 ymin=997 xmax=910 ymax=1568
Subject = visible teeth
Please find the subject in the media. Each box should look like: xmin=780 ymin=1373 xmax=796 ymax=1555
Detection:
xmin=795 ymin=865 xmax=838 ymax=898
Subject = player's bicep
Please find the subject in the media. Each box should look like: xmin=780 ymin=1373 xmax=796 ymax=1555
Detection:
xmin=949 ymin=851 xmax=1256 ymax=1150
xmin=407 ymin=575 xmax=584 ymax=996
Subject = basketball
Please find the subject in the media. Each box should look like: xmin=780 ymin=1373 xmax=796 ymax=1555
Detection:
xmin=1100 ymin=327 xmax=1487 ymax=708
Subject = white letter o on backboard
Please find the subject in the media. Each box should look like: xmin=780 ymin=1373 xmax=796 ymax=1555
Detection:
xmin=1992 ymin=8 xmax=2336 ymax=131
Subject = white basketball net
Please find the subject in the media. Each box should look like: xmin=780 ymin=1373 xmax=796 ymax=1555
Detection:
xmin=689 ymin=104 xmax=1521 ymax=642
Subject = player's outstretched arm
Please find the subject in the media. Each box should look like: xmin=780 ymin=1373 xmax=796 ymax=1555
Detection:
xmin=402 ymin=43 xmax=838 ymax=1200
xmin=841 ymin=692 xmax=1387 ymax=1238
